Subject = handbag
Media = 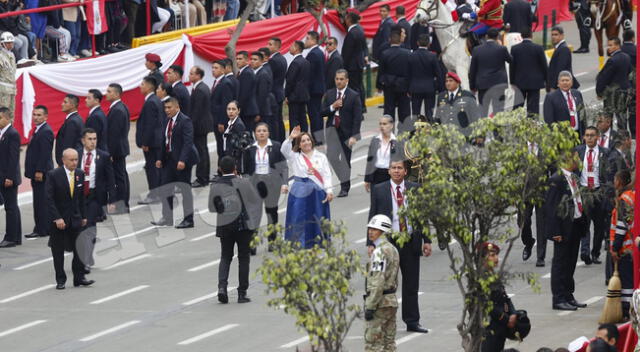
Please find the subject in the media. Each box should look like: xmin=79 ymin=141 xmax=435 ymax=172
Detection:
xmin=506 ymin=309 xmax=531 ymax=341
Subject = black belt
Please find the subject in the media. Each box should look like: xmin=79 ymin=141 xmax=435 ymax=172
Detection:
xmin=383 ymin=288 xmax=396 ymax=295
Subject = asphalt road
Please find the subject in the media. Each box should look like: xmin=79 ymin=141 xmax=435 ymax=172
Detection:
xmin=0 ymin=21 xmax=627 ymax=352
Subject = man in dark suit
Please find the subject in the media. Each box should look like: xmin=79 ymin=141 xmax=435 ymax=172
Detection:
xmin=342 ymin=12 xmax=369 ymax=110
xmin=267 ymin=37 xmax=287 ymax=142
xmin=85 ymin=89 xmax=108 ymax=151
xmin=136 ymin=76 xmax=164 ymax=204
xmin=152 ymin=97 xmax=199 ymax=229
xmin=236 ymin=51 xmax=259 ymax=132
xmin=105 ymin=83 xmax=131 ymax=213
xmin=543 ymin=71 xmax=586 ymax=136
xmin=55 ymin=94 xmax=84 ymax=166
xmin=304 ymin=31 xmax=326 ymax=143
xmin=509 ymin=27 xmax=548 ymax=116
xmin=210 ymin=60 xmax=233 ymax=160
xmin=595 ymin=113 xmax=619 ymax=150
xmin=545 ymin=152 xmax=587 ymax=310
xmin=325 ymin=37 xmax=344 ymax=90
xmin=396 ymin=6 xmax=411 ymax=47
xmin=322 ymin=69 xmax=363 ymax=197
xmin=77 ymin=128 xmax=115 ymax=268
xmin=166 ymin=65 xmax=191 ymax=116
xmin=503 ymin=0 xmax=533 ymax=33
xmin=251 ymin=51 xmax=276 ymax=142
xmin=372 ymin=4 xmax=395 ymax=62
xmin=368 ymin=159 xmax=432 ymax=332
xmin=379 ymin=27 xmax=411 ymax=123
xmin=469 ymin=28 xmax=512 ymax=117
xmin=408 ymin=34 xmax=442 ymax=121
xmin=596 ymin=38 xmax=632 ymax=130
xmin=547 ymin=26 xmax=580 ymax=90
xmin=25 ymin=105 xmax=54 ymax=239
xmin=609 ymin=129 xmax=633 ymax=173
xmin=569 ymin=0 xmax=591 ymax=53
xmin=285 ymin=40 xmax=310 ymax=133
xmin=0 ymin=107 xmax=21 ymax=248
xmin=435 ymin=72 xmax=480 ymax=137
xmin=188 ymin=66 xmax=214 ymax=188
xmin=46 ymin=148 xmax=92 ymax=289
xmin=209 ymin=156 xmax=261 ymax=304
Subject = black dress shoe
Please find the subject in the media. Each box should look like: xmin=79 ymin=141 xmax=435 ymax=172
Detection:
xmin=522 ymin=244 xmax=533 ymax=261
xmin=553 ymin=302 xmax=577 ymax=311
xmin=25 ymin=232 xmax=45 ymax=239
xmin=175 ymin=220 xmax=194 ymax=229
xmin=536 ymin=259 xmax=545 ymax=267
xmin=151 ymin=218 xmax=173 ymax=227
xmin=573 ymin=47 xmax=589 ymax=54
xmin=407 ymin=324 xmax=429 ymax=333
xmin=218 ymin=288 xmax=228 ymax=304
xmin=568 ymin=299 xmax=587 ymax=308
xmin=238 ymin=294 xmax=251 ymax=303
xmin=592 ymin=255 xmax=602 ymax=264
xmin=0 ymin=240 xmax=16 ymax=248
xmin=74 ymin=279 xmax=95 ymax=287
xmin=581 ymin=253 xmax=592 ymax=265
xmin=191 ymin=180 xmax=208 ymax=188
xmin=337 ymin=190 xmax=349 ymax=198
xmin=56 ymin=283 xmax=65 ymax=290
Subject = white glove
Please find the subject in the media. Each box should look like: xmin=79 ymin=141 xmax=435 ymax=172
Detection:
xmin=462 ymin=13 xmax=471 ymax=19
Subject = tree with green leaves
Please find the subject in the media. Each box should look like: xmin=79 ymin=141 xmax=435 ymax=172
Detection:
xmin=257 ymin=221 xmax=363 ymax=352
xmin=401 ymin=108 xmax=578 ymax=351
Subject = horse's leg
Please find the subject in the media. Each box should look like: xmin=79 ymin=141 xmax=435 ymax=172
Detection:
xmin=594 ymin=27 xmax=604 ymax=68
xmin=457 ymin=57 xmax=470 ymax=91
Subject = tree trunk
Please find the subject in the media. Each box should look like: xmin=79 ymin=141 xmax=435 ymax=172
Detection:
xmin=308 ymin=8 xmax=329 ymax=43
xmin=224 ymin=0 xmax=258 ymax=74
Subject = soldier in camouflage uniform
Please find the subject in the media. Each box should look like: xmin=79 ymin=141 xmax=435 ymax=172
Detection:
xmin=0 ymin=32 xmax=17 ymax=118
xmin=364 ymin=214 xmax=400 ymax=352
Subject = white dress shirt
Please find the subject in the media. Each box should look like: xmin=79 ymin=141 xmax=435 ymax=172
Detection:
xmin=109 ymin=99 xmax=121 ymax=109
xmin=375 ymin=133 xmax=396 ymax=169
xmin=329 ymin=86 xmax=348 ymax=113
xmin=144 ymin=93 xmax=153 ymax=101
xmin=89 ymin=106 xmax=99 ymax=116
xmin=281 ymin=138 xmax=333 ymax=193
xmin=34 ymin=122 xmax=46 ymax=134
xmin=223 ymin=117 xmax=239 ymax=151
xmin=598 ymin=128 xmax=611 ymax=149
xmin=0 ymin=123 xmax=10 ymax=140
xmin=562 ymin=168 xmax=583 ymax=219
xmin=165 ymin=113 xmax=178 ymax=152
xmin=65 ymin=166 xmax=76 ymax=192
xmin=254 ymin=139 xmax=272 ymax=175
xmin=580 ymin=145 xmax=601 ymax=188
xmin=65 ymin=111 xmax=78 ymax=120
xmin=390 ymin=180 xmax=413 ymax=232
xmin=82 ymin=149 xmax=97 ymax=189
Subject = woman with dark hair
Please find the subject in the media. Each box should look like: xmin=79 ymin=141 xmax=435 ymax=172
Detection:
xmin=222 ymin=100 xmax=246 ymax=171
xmin=242 ymin=122 xmax=288 ymax=252
xmin=364 ymin=114 xmax=400 ymax=193
xmin=156 ymin=82 xmax=174 ymax=103
xmin=281 ymin=125 xmax=333 ymax=249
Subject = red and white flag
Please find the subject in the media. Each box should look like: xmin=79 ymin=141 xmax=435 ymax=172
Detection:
xmin=85 ymin=0 xmax=108 ymax=35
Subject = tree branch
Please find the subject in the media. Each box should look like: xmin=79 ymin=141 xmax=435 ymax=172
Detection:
xmin=224 ymin=0 xmax=258 ymax=74
xmin=356 ymin=0 xmax=379 ymax=12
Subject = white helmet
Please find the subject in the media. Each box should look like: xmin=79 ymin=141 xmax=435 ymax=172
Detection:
xmin=367 ymin=215 xmax=392 ymax=233
xmin=1 ymin=32 xmax=15 ymax=43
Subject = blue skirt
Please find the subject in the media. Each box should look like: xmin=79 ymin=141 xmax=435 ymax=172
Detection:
xmin=284 ymin=177 xmax=331 ymax=249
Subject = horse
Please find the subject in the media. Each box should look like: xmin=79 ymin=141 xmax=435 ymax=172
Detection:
xmin=589 ymin=0 xmax=622 ymax=68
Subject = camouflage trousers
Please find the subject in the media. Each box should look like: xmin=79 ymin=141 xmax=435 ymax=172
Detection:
xmin=0 ymin=93 xmax=15 ymax=118
xmin=364 ymin=306 xmax=397 ymax=352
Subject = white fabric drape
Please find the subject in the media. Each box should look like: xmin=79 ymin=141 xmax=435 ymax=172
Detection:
xmin=21 ymin=71 xmax=35 ymax=138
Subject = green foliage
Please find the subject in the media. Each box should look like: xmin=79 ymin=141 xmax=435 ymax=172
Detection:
xmin=401 ymin=108 xmax=578 ymax=351
xmin=256 ymin=221 xmax=364 ymax=352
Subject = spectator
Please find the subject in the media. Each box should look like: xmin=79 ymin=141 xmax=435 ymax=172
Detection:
xmin=182 ymin=0 xmax=206 ymax=27
xmin=44 ymin=0 xmax=74 ymax=62
xmin=0 ymin=0 xmax=31 ymax=60
xmin=61 ymin=0 xmax=85 ymax=58
xmin=223 ymin=0 xmax=239 ymax=20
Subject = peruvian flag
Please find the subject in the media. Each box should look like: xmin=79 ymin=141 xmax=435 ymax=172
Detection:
xmin=85 ymin=0 xmax=108 ymax=35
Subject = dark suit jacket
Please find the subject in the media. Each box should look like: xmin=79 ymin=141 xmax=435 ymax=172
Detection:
xmin=211 ymin=75 xmax=237 ymax=127
xmin=148 ymin=69 xmax=164 ymax=87
xmin=510 ymin=39 xmax=548 ymax=90
xmin=469 ymin=41 xmax=512 ymax=90
xmin=25 ymin=123 xmax=54 ymax=179
xmin=159 ymin=112 xmax=200 ymax=167
xmin=543 ymin=172 xmax=577 ymax=240
xmin=306 ymin=46 xmax=326 ymax=96
xmin=372 ymin=17 xmax=395 ymax=61
xmin=435 ymin=89 xmax=480 ymax=134
xmin=136 ymin=94 xmax=164 ymax=148
xmin=596 ymin=50 xmax=632 ymax=96
xmin=408 ymin=48 xmax=443 ymax=94
xmin=242 ymin=140 xmax=289 ymax=184
xmin=223 ymin=118 xmax=247 ymax=155
xmin=79 ymin=148 xmax=115 ymax=206
xmin=621 ymin=42 xmax=636 ymax=70
xmin=325 ymin=50 xmax=344 ymax=90
xmin=55 ymin=112 xmax=84 ymax=166
xmin=543 ymin=89 xmax=585 ymax=136
xmin=397 ymin=17 xmax=412 ymax=47
xmin=342 ymin=24 xmax=367 ymax=72
xmin=321 ymin=87 xmax=363 ymax=139
xmin=190 ymin=81 xmax=214 ymax=135
xmin=285 ymin=55 xmax=311 ymax=103
xmin=106 ymin=100 xmax=130 ymax=158
xmin=208 ymin=175 xmax=262 ymax=233
xmin=609 ymin=147 xmax=632 ymax=176
xmin=547 ymin=41 xmax=580 ymax=90
xmin=410 ymin=22 xmax=430 ymax=51
xmin=238 ymin=66 xmax=259 ymax=116
xmin=172 ymin=81 xmax=191 ymax=116
xmin=379 ymin=45 xmax=411 ymax=93
xmin=364 ymin=137 xmax=401 ymax=182
xmin=255 ymin=65 xmax=275 ymax=117
xmin=46 ymin=167 xmax=86 ymax=231
xmin=503 ymin=0 xmax=533 ymax=33
xmin=86 ymin=107 xmax=108 ymax=151
xmin=368 ymin=180 xmax=431 ymax=252
xmin=0 ymin=125 xmax=21 ymax=185
xmin=269 ymin=52 xmax=287 ymax=103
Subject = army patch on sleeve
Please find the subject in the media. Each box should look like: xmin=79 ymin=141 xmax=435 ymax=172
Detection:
xmin=371 ymin=249 xmax=386 ymax=272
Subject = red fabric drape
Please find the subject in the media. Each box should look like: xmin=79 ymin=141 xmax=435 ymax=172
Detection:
xmin=324 ymin=0 xmax=420 ymax=37
xmin=533 ymin=0 xmax=573 ymax=31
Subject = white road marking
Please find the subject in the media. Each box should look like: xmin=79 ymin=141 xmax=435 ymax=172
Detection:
xmin=0 ymin=320 xmax=47 ymax=338
xmin=352 ymin=181 xmax=365 ymax=189
xmin=581 ymin=86 xmax=595 ymax=93
xmin=280 ymin=336 xmax=309 ymax=348
xmin=352 ymin=154 xmax=368 ymax=163
xmin=508 ymin=293 xmax=515 ymax=298
xmin=542 ymin=262 xmax=585 ymax=279
xmin=187 ymin=259 xmax=221 ymax=272
xmin=557 ymin=310 xmax=573 ymax=316
xmin=396 ymin=332 xmax=425 ymax=345
xmin=353 ymin=207 xmax=370 ymax=215
xmin=354 ymin=238 xmax=367 ymax=244
xmin=177 ymin=324 xmax=239 ymax=345
xmin=79 ymin=320 xmax=141 ymax=342
xmin=190 ymin=231 xmax=216 ymax=242
xmin=108 ymin=225 xmax=155 ymax=241
xmin=0 ymin=284 xmax=56 ymax=303
xmin=14 ymin=253 xmax=71 ymax=271
xmin=449 ymin=239 xmax=458 ymax=245
xmin=90 ymin=285 xmax=150 ymax=305
xmin=102 ymin=254 xmax=152 ymax=270
xmin=584 ymin=296 xmax=604 ymax=305
xmin=182 ymin=286 xmax=237 ymax=306
xmin=397 ymin=292 xmax=424 ymax=304
xmin=574 ymin=72 xmax=589 ymax=77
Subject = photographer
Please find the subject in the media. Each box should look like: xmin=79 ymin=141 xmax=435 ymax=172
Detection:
xmin=222 ymin=101 xmax=249 ymax=172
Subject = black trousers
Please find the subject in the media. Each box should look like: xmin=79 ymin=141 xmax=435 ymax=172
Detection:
xmin=308 ymin=94 xmax=324 ymax=144
xmin=575 ymin=9 xmax=592 ymax=49
xmin=629 ymin=83 xmax=636 ymax=138
xmin=580 ymin=194 xmax=607 ymax=259
xmin=399 ymin=251 xmax=421 ymax=325
xmin=251 ymin=173 xmax=280 ymax=241
xmin=31 ymin=179 xmax=48 ymax=236
xmin=478 ymin=85 xmax=507 ymax=117
xmin=143 ymin=148 xmax=161 ymax=197
xmin=326 ymin=128 xmax=352 ymax=191
xmin=273 ymin=101 xmax=285 ymax=142
xmin=288 ymin=102 xmax=308 ymax=132
xmin=551 ymin=216 xmax=587 ymax=304
xmin=515 ymin=89 xmax=541 ymax=116
xmin=410 ymin=92 xmax=436 ymax=121
xmin=160 ymin=158 xmax=194 ymax=223
xmin=518 ymin=203 xmax=546 ymax=260
xmin=218 ymin=229 xmax=252 ymax=294
xmin=194 ymin=133 xmax=210 ymax=184
xmin=77 ymin=195 xmax=101 ymax=266
xmin=214 ymin=128 xmax=225 ymax=159
xmin=50 ymin=230 xmax=85 ymax=284
xmin=0 ymin=184 xmax=21 ymax=244
xmin=383 ymin=88 xmax=410 ymax=123
xmin=241 ymin=114 xmax=257 ymax=134
xmin=111 ymin=156 xmax=130 ymax=209
xmin=347 ymin=69 xmax=366 ymax=110
xmin=481 ymin=326 xmax=507 ymax=352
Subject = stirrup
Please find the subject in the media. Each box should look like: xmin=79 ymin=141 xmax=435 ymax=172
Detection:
xmin=623 ymin=19 xmax=632 ymax=30
xmin=583 ymin=17 xmax=592 ymax=27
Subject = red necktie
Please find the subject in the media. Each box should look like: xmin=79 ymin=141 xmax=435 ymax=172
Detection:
xmin=395 ymin=185 xmax=407 ymax=232
xmin=83 ymin=152 xmax=92 ymax=196
xmin=334 ymin=91 xmax=342 ymax=129
xmin=212 ymin=79 xmax=219 ymax=91
xmin=587 ymin=149 xmax=594 ymax=189
xmin=567 ymin=92 xmax=576 ymax=128
xmin=570 ymin=176 xmax=583 ymax=213
xmin=166 ymin=118 xmax=174 ymax=152
xmin=28 ymin=125 xmax=37 ymax=141
xmin=599 ymin=135 xmax=606 ymax=147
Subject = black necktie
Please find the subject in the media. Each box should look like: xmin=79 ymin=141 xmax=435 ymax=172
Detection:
xmin=449 ymin=92 xmax=454 ymax=103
